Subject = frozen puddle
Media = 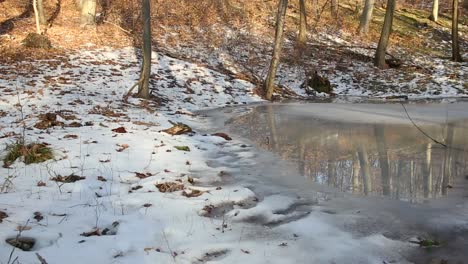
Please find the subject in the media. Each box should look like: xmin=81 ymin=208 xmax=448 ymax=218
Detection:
xmin=203 ymin=100 xmax=468 ymax=263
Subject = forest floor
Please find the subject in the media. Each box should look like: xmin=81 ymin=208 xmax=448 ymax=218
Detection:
xmin=0 ymin=0 xmax=467 ymax=263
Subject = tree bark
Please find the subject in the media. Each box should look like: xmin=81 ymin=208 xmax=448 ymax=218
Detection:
xmin=36 ymin=0 xmax=47 ymax=25
xmin=358 ymin=0 xmax=375 ymax=34
xmin=264 ymin=0 xmax=288 ymax=100
xmin=375 ymin=125 xmax=391 ymax=196
xmin=374 ymin=0 xmax=396 ymax=69
xmin=33 ymin=0 xmax=41 ymax=34
xmin=297 ymin=0 xmax=307 ymax=46
xmin=137 ymin=0 xmax=152 ymax=99
xmin=428 ymin=0 xmax=438 ymax=21
xmin=451 ymin=0 xmax=463 ymax=62
xmin=352 ymin=151 xmax=361 ymax=193
xmin=80 ymin=0 xmax=96 ymax=26
xmin=358 ymin=145 xmax=372 ymax=195
xmin=423 ymin=143 xmax=432 ymax=198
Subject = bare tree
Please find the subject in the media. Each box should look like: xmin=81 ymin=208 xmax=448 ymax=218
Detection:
xmin=264 ymin=0 xmax=288 ymax=100
xmin=80 ymin=0 xmax=96 ymax=26
xmin=32 ymin=0 xmax=42 ymax=34
xmin=358 ymin=145 xmax=372 ymax=195
xmin=358 ymin=0 xmax=375 ymax=34
xmin=451 ymin=0 xmax=463 ymax=62
xmin=428 ymin=0 xmax=438 ymax=21
xmin=297 ymin=0 xmax=307 ymax=47
xmin=137 ymin=0 xmax=152 ymax=99
xmin=36 ymin=0 xmax=47 ymax=25
xmin=375 ymin=126 xmax=390 ymax=195
xmin=374 ymin=0 xmax=396 ymax=68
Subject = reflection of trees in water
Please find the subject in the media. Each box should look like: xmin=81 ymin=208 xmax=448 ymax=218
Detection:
xmin=230 ymin=106 xmax=468 ymax=203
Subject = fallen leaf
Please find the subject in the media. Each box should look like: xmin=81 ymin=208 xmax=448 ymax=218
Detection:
xmin=111 ymin=127 xmax=127 ymax=133
xmin=50 ymin=174 xmax=85 ymax=183
xmin=97 ymin=176 xmax=107 ymax=182
xmin=182 ymin=189 xmax=203 ymax=198
xmin=174 ymin=146 xmax=190 ymax=151
xmin=37 ymin=181 xmax=46 ymax=187
xmin=0 ymin=211 xmax=8 ymax=223
xmin=143 ymin=203 xmax=152 ymax=208
xmin=161 ymin=121 xmax=192 ymax=135
xmin=116 ymin=143 xmax=129 ymax=152
xmin=212 ymin=133 xmax=232 ymax=140
xmin=63 ymin=134 xmax=78 ymax=139
xmin=80 ymin=229 xmax=101 ymax=237
xmin=156 ymin=182 xmax=184 ymax=193
xmin=33 ymin=212 xmax=43 ymax=222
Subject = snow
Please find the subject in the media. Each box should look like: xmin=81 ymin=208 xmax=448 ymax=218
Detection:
xmin=0 ymin=46 xmax=465 ymax=263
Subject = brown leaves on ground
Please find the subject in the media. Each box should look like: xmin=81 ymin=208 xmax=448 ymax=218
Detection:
xmin=156 ymin=182 xmax=184 ymax=193
xmin=116 ymin=143 xmax=129 ymax=152
xmin=50 ymin=174 xmax=85 ymax=183
xmin=34 ymin=113 xmax=64 ymax=129
xmin=80 ymin=229 xmax=101 ymax=237
xmin=63 ymin=134 xmax=78 ymax=139
xmin=111 ymin=127 xmax=127 ymax=133
xmin=212 ymin=133 xmax=232 ymax=141
xmin=0 ymin=210 xmax=8 ymax=223
xmin=89 ymin=106 xmax=126 ymax=118
xmin=135 ymin=172 xmax=153 ymax=179
xmin=161 ymin=121 xmax=192 ymax=135
xmin=182 ymin=189 xmax=204 ymax=198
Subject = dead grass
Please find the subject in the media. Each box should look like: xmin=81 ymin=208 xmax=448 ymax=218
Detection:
xmin=3 ymin=142 xmax=53 ymax=167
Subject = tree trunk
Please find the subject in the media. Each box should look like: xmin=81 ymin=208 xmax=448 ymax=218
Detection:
xmin=36 ymin=0 xmax=47 ymax=25
xmin=423 ymin=143 xmax=432 ymax=198
xmin=331 ymin=0 xmax=338 ymax=17
xmin=442 ymin=123 xmax=454 ymax=195
xmin=451 ymin=0 xmax=463 ymax=62
xmin=75 ymin=0 xmax=84 ymax=10
xmin=80 ymin=0 xmax=96 ymax=26
xmin=297 ymin=0 xmax=307 ymax=46
xmin=428 ymin=0 xmax=438 ymax=21
xmin=374 ymin=0 xmax=396 ymax=69
xmin=264 ymin=0 xmax=288 ymax=100
xmin=352 ymin=151 xmax=361 ymax=193
xmin=358 ymin=0 xmax=375 ymax=34
xmin=137 ymin=0 xmax=152 ymax=99
xmin=375 ymin=125 xmax=391 ymax=196
xmin=358 ymin=145 xmax=372 ymax=195
xmin=33 ymin=0 xmax=41 ymax=34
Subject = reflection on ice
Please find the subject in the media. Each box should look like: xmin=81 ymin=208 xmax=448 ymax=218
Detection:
xmin=228 ymin=103 xmax=468 ymax=203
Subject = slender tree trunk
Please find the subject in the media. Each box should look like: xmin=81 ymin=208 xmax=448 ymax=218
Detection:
xmin=429 ymin=0 xmax=438 ymax=21
xmin=80 ymin=0 xmax=96 ymax=26
xmin=423 ymin=143 xmax=433 ymax=198
xmin=33 ymin=0 xmax=41 ymax=34
xmin=264 ymin=0 xmax=288 ymax=100
xmin=297 ymin=0 xmax=307 ymax=46
xmin=451 ymin=0 xmax=463 ymax=62
xmin=358 ymin=145 xmax=372 ymax=195
xmin=331 ymin=0 xmax=338 ymax=17
xmin=137 ymin=0 xmax=152 ymax=99
xmin=442 ymin=123 xmax=455 ymax=195
xmin=352 ymin=151 xmax=361 ymax=193
xmin=36 ymin=0 xmax=47 ymax=25
xmin=374 ymin=0 xmax=396 ymax=68
xmin=267 ymin=105 xmax=279 ymax=151
xmin=375 ymin=125 xmax=391 ymax=196
xmin=358 ymin=0 xmax=375 ymax=34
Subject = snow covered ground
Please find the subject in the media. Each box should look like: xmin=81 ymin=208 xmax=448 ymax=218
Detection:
xmin=0 ymin=47 xmax=466 ymax=263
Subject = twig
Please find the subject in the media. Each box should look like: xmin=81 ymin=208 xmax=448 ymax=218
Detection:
xmin=400 ymin=103 xmax=447 ymax=148
xmin=103 ymin=20 xmax=132 ymax=34
xmin=35 ymin=253 xmax=48 ymax=264
xmin=162 ymin=230 xmax=176 ymax=262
